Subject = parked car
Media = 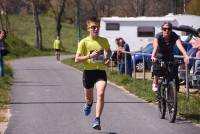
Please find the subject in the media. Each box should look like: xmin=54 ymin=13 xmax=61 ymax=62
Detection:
xmin=133 ymin=43 xmax=153 ymax=72
xmin=133 ymin=42 xmax=192 ymax=72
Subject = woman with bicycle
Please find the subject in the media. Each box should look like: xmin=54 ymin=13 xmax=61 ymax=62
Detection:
xmin=151 ymin=21 xmax=189 ymax=122
xmin=151 ymin=22 xmax=189 ymax=92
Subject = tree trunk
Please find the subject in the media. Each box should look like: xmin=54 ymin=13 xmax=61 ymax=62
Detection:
xmin=0 ymin=0 xmax=11 ymax=32
xmin=0 ymin=13 xmax=3 ymax=30
xmin=56 ymin=0 xmax=66 ymax=38
xmin=32 ymin=0 xmax=43 ymax=50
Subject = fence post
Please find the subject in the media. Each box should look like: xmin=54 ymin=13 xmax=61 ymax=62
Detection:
xmin=142 ymin=54 xmax=145 ymax=80
xmin=133 ymin=53 xmax=136 ymax=79
xmin=110 ymin=58 xmax=113 ymax=72
xmin=185 ymin=63 xmax=189 ymax=99
xmin=125 ymin=52 xmax=127 ymax=75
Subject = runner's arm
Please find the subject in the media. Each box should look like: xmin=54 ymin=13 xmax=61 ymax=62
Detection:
xmin=75 ymin=50 xmax=99 ymax=63
xmin=104 ymin=49 xmax=112 ymax=65
xmin=75 ymin=53 xmax=90 ymax=63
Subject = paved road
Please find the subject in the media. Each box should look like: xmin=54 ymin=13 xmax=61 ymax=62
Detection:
xmin=5 ymin=56 xmax=200 ymax=134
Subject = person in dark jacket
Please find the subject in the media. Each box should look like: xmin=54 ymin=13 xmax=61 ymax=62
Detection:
xmin=0 ymin=30 xmax=7 ymax=77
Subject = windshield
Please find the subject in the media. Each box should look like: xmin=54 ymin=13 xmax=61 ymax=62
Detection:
xmin=142 ymin=44 xmax=153 ymax=53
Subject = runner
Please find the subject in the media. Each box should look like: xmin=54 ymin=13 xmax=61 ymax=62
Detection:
xmin=53 ymin=36 xmax=63 ymax=61
xmin=75 ymin=16 xmax=111 ymax=130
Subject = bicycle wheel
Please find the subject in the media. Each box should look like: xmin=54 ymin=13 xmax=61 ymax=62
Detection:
xmin=166 ymin=81 xmax=177 ymax=123
xmin=158 ymin=83 xmax=166 ymax=119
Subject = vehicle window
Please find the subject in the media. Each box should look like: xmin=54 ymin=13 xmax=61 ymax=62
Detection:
xmin=142 ymin=44 xmax=153 ymax=52
xmin=137 ymin=26 xmax=155 ymax=37
xmin=106 ymin=23 xmax=120 ymax=30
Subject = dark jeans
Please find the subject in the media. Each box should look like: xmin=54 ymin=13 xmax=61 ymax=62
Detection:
xmin=0 ymin=57 xmax=4 ymax=77
xmin=118 ymin=62 xmax=133 ymax=77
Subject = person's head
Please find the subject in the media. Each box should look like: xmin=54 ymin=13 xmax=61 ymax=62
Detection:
xmin=56 ymin=36 xmax=60 ymax=40
xmin=0 ymin=29 xmax=6 ymax=40
xmin=161 ymin=21 xmax=172 ymax=38
xmin=86 ymin=16 xmax=100 ymax=38
xmin=115 ymin=38 xmax=120 ymax=46
xmin=118 ymin=38 xmax=125 ymax=46
xmin=197 ymin=28 xmax=200 ymax=37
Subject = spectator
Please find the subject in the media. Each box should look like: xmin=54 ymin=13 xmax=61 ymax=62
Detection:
xmin=0 ymin=30 xmax=8 ymax=77
xmin=116 ymin=38 xmax=133 ymax=77
xmin=192 ymin=28 xmax=200 ymax=72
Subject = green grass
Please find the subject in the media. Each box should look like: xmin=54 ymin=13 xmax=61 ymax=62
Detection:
xmin=0 ymin=63 xmax=12 ymax=108
xmin=63 ymin=58 xmax=200 ymax=123
xmin=9 ymin=15 xmax=81 ymax=53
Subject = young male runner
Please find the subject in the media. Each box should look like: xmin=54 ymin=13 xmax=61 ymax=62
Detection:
xmin=75 ymin=16 xmax=111 ymax=130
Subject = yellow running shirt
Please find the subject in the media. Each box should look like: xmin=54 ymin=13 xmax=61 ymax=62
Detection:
xmin=76 ymin=36 xmax=110 ymax=70
xmin=53 ymin=39 xmax=62 ymax=49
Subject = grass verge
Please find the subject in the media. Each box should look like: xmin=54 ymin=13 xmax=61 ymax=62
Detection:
xmin=63 ymin=57 xmax=200 ymax=124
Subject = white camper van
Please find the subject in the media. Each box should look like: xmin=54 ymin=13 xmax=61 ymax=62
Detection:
xmin=99 ymin=14 xmax=200 ymax=51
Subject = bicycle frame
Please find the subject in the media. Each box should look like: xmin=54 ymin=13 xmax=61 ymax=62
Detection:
xmin=156 ymin=60 xmax=178 ymax=123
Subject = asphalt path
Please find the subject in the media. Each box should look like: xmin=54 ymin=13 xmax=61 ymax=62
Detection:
xmin=5 ymin=56 xmax=200 ymax=134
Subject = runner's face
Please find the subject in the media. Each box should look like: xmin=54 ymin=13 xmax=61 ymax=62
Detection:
xmin=88 ymin=22 xmax=99 ymax=37
xmin=162 ymin=24 xmax=171 ymax=37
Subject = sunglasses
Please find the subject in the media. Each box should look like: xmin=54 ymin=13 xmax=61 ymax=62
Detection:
xmin=89 ymin=25 xmax=99 ymax=30
xmin=162 ymin=27 xmax=171 ymax=31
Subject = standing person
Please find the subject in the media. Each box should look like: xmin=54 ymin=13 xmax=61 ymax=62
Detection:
xmin=117 ymin=38 xmax=133 ymax=77
xmin=151 ymin=22 xmax=189 ymax=93
xmin=191 ymin=28 xmax=200 ymax=72
xmin=53 ymin=36 xmax=63 ymax=61
xmin=75 ymin=16 xmax=111 ymax=130
xmin=0 ymin=30 xmax=8 ymax=77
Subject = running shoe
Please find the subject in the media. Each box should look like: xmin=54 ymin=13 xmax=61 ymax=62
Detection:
xmin=92 ymin=118 xmax=101 ymax=130
xmin=83 ymin=103 xmax=91 ymax=116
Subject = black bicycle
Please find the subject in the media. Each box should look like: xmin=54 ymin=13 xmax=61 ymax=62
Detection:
xmin=153 ymin=59 xmax=179 ymax=123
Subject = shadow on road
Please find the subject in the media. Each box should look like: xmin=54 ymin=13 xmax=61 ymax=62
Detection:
xmin=9 ymin=101 xmax=151 ymax=105
xmin=98 ymin=132 xmax=117 ymax=134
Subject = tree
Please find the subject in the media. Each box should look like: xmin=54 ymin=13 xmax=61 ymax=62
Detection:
xmin=46 ymin=0 xmax=66 ymax=38
xmin=0 ymin=0 xmax=11 ymax=32
xmin=56 ymin=0 xmax=66 ymax=37
xmin=32 ymin=0 xmax=43 ymax=50
xmin=186 ymin=0 xmax=200 ymax=15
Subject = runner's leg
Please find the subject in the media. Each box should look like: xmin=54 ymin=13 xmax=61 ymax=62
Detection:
xmin=95 ymin=80 xmax=106 ymax=118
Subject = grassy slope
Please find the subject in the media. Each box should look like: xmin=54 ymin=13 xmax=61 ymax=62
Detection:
xmin=10 ymin=15 xmax=79 ymax=53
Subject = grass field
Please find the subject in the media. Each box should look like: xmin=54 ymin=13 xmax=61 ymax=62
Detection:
xmin=9 ymin=15 xmax=81 ymax=53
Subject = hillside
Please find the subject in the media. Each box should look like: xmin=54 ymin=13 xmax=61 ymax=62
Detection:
xmin=9 ymin=15 xmax=79 ymax=53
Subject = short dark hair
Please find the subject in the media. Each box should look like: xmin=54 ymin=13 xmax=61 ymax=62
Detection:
xmin=161 ymin=21 xmax=172 ymax=29
xmin=86 ymin=16 xmax=100 ymax=27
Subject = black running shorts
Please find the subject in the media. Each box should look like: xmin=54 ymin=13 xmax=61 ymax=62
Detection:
xmin=82 ymin=70 xmax=107 ymax=89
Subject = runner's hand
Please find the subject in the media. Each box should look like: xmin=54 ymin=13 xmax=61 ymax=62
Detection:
xmin=90 ymin=50 xmax=99 ymax=58
xmin=151 ymin=57 xmax=157 ymax=62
